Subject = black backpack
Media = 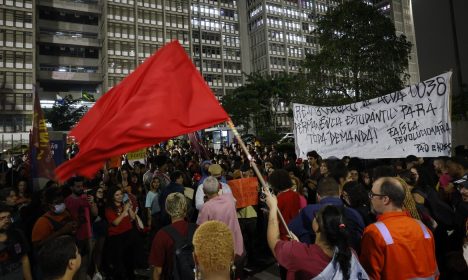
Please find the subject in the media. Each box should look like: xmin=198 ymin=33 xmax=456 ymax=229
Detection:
xmin=163 ymin=223 xmax=197 ymax=280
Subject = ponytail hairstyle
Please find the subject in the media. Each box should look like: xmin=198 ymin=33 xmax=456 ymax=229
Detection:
xmin=316 ymin=205 xmax=351 ymax=280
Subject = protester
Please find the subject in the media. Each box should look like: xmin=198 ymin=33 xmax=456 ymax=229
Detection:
xmin=104 ymin=186 xmax=137 ymax=280
xmin=195 ymin=164 xmax=232 ymax=210
xmin=153 ymin=155 xmax=171 ymax=189
xmin=159 ymin=170 xmax=185 ymax=226
xmin=31 ymin=187 xmax=76 ymax=249
xmin=197 ymin=176 xmax=244 ymax=258
xmin=193 ymin=221 xmax=235 ymax=280
xmin=149 ymin=192 xmax=196 ymax=280
xmin=360 ymin=177 xmax=439 ymax=279
xmin=37 ymin=236 xmax=81 ymax=280
xmin=268 ymin=169 xmax=301 ymax=240
xmin=91 ymin=186 xmax=107 ymax=275
xmin=265 ymin=189 xmax=368 ymax=280
xmin=341 ymin=181 xmax=375 ymax=226
xmin=146 ymin=177 xmax=161 ymax=231
xmin=319 ymin=161 xmax=329 ymax=178
xmin=0 ymin=203 xmax=32 ymax=280
xmin=289 ymin=177 xmax=364 ymax=251
xmin=306 ymin=151 xmax=321 ymax=180
xmin=63 ymin=176 xmax=97 ymax=280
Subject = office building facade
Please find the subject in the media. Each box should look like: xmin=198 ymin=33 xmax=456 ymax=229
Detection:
xmin=0 ymin=0 xmax=420 ymax=146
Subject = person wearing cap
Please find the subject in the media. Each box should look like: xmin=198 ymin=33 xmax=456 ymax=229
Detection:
xmin=360 ymin=177 xmax=438 ymax=280
xmin=195 ymin=164 xmax=232 ymax=210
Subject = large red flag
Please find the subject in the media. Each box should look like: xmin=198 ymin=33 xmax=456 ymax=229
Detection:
xmin=55 ymin=41 xmax=230 ymax=181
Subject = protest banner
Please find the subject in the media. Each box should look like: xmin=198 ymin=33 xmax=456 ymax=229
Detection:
xmin=227 ymin=177 xmax=259 ymax=208
xmin=293 ymin=72 xmax=452 ymax=159
xmin=127 ymin=148 xmax=146 ymax=165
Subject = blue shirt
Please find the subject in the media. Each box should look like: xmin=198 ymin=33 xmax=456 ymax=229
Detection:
xmin=288 ymin=197 xmax=365 ymax=251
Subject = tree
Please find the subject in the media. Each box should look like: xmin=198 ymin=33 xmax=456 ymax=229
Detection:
xmin=222 ymin=72 xmax=299 ymax=136
xmin=302 ymin=0 xmax=412 ymax=102
xmin=44 ymin=95 xmax=87 ymax=131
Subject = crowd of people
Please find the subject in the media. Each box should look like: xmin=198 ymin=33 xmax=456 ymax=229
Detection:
xmin=0 ymin=140 xmax=467 ymax=280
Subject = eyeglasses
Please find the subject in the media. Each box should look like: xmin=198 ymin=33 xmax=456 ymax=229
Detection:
xmin=368 ymin=191 xmax=387 ymax=199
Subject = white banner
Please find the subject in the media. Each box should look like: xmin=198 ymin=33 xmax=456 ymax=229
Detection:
xmin=293 ymin=72 xmax=452 ymax=159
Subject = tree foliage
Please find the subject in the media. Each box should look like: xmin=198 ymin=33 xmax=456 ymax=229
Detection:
xmin=44 ymin=95 xmax=87 ymax=131
xmin=302 ymin=0 xmax=412 ymax=103
xmin=222 ymin=72 xmax=299 ymax=134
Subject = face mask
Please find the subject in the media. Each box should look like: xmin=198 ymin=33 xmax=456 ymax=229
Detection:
xmin=54 ymin=203 xmax=66 ymax=214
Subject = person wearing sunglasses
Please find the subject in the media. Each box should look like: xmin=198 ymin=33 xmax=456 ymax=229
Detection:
xmin=360 ymin=177 xmax=438 ymax=280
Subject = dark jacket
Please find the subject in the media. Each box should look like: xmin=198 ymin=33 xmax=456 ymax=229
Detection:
xmin=288 ymin=197 xmax=365 ymax=251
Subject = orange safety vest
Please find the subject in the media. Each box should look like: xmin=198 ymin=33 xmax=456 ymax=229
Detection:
xmin=360 ymin=212 xmax=439 ymax=280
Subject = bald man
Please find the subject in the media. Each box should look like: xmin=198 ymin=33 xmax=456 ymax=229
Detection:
xmin=360 ymin=177 xmax=439 ymax=280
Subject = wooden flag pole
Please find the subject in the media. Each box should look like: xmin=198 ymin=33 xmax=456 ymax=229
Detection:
xmin=227 ymin=120 xmax=292 ymax=237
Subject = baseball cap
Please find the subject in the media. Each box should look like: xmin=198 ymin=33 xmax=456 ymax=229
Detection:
xmin=453 ymin=174 xmax=468 ymax=188
xmin=208 ymin=164 xmax=223 ymax=177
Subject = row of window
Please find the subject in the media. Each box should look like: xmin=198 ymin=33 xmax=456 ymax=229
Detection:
xmin=0 ymin=115 xmax=32 ymax=133
xmin=0 ymin=50 xmax=33 ymax=69
xmin=38 ymin=8 xmax=98 ymax=25
xmin=108 ymin=58 xmax=136 ymax=74
xmin=39 ymin=64 xmax=98 ymax=73
xmin=191 ymin=18 xmax=239 ymax=33
xmin=193 ymin=46 xmax=241 ymax=61
xmin=0 ymin=0 xmax=33 ymax=9
xmin=0 ymin=72 xmax=33 ymax=91
xmin=0 ymin=30 xmax=33 ymax=48
xmin=107 ymin=5 xmax=135 ymax=22
xmin=39 ymin=44 xmax=99 ymax=59
xmin=0 ymin=9 xmax=33 ymax=29
xmin=268 ymin=31 xmax=307 ymax=44
xmin=40 ymin=29 xmax=98 ymax=40
xmin=198 ymin=60 xmax=241 ymax=73
xmin=108 ymin=40 xmax=136 ymax=57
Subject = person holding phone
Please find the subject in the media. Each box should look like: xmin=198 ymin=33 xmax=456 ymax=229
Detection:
xmin=105 ymin=187 xmax=137 ymax=280
xmin=64 ymin=177 xmax=97 ymax=280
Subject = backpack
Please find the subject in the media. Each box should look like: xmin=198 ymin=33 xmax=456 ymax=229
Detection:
xmin=44 ymin=212 xmax=74 ymax=233
xmin=163 ymin=223 xmax=197 ymax=280
xmin=413 ymin=187 xmax=455 ymax=228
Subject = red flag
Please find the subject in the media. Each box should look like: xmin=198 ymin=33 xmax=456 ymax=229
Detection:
xmin=55 ymin=41 xmax=229 ymax=181
xmin=188 ymin=132 xmax=210 ymax=159
xmin=31 ymin=88 xmax=56 ymax=181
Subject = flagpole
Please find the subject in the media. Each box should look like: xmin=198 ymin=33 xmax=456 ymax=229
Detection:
xmin=227 ymin=120 xmax=292 ymax=237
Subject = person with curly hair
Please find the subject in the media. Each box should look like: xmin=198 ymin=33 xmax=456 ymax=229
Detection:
xmin=193 ymin=221 xmax=235 ymax=280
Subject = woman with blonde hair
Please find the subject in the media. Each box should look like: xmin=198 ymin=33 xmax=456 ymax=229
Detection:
xmin=193 ymin=221 xmax=235 ymax=280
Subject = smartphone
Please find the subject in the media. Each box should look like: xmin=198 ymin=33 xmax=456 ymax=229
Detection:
xmin=122 ymin=193 xmax=129 ymax=204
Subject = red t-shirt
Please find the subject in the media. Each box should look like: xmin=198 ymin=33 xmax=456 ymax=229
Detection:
xmin=65 ymin=195 xmax=92 ymax=240
xmin=275 ymin=241 xmax=331 ymax=280
xmin=277 ymin=189 xmax=300 ymax=239
xmin=105 ymin=207 xmax=133 ymax=236
xmin=148 ymin=220 xmax=190 ymax=280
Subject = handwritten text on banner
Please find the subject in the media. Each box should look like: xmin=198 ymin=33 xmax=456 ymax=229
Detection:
xmin=293 ymin=72 xmax=452 ymax=159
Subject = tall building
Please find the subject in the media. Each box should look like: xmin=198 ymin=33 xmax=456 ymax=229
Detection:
xmin=36 ymin=0 xmax=102 ymax=101
xmin=374 ymin=0 xmax=420 ymax=85
xmin=103 ymin=0 xmax=245 ymax=98
xmin=247 ymin=0 xmax=341 ymax=76
xmin=0 ymin=0 xmax=34 ymax=148
xmin=0 ymin=0 xmax=421 ymax=146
